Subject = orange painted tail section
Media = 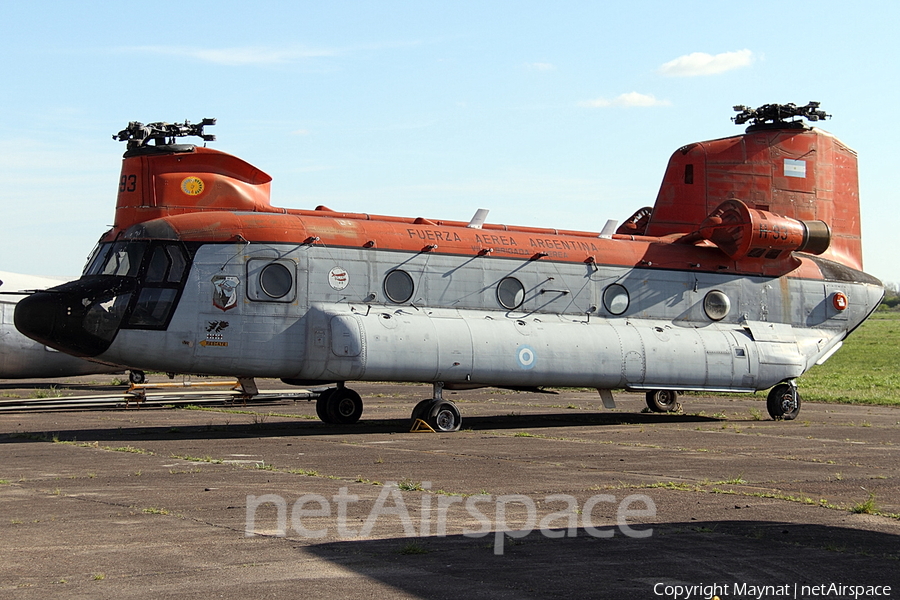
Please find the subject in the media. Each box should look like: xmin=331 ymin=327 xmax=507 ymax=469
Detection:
xmin=644 ymin=126 xmax=863 ymax=270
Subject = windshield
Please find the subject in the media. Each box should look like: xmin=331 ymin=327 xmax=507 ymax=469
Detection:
xmin=84 ymin=242 xmax=148 ymax=277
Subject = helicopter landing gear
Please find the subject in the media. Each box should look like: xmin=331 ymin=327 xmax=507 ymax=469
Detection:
xmin=645 ymin=389 xmax=681 ymax=412
xmin=316 ymin=384 xmax=363 ymax=424
xmin=410 ymin=382 xmax=462 ymax=432
xmin=767 ymin=381 xmax=801 ymax=420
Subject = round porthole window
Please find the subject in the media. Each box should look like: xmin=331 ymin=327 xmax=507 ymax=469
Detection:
xmin=259 ymin=263 xmax=293 ymax=299
xmin=497 ymin=277 xmax=525 ymax=310
xmin=603 ymin=284 xmax=630 ymax=315
xmin=703 ymin=290 xmax=731 ymax=321
xmin=384 ymin=269 xmax=414 ymax=303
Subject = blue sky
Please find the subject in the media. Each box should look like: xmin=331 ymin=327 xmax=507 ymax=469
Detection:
xmin=2 ymin=1 xmax=898 ymax=286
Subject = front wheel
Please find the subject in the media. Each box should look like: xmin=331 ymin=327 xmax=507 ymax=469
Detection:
xmin=645 ymin=390 xmax=680 ymax=412
xmin=327 ymin=389 xmax=364 ymax=424
xmin=767 ymin=384 xmax=801 ymax=420
xmin=316 ymin=389 xmax=335 ymax=423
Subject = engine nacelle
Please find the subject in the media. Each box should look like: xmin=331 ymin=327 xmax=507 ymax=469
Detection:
xmin=698 ymin=199 xmax=830 ymax=260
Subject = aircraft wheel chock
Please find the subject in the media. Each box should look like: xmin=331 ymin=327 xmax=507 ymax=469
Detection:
xmin=645 ymin=390 xmax=680 ymax=412
xmin=327 ymin=388 xmax=364 ymax=424
xmin=427 ymin=401 xmax=461 ymax=432
xmin=767 ymin=384 xmax=801 ymax=420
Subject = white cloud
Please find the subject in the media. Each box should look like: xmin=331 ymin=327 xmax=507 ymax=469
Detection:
xmin=658 ymin=49 xmax=753 ymax=77
xmin=526 ymin=62 xmax=555 ymax=71
xmin=123 ymin=45 xmax=339 ymax=66
xmin=578 ymin=92 xmax=671 ymax=108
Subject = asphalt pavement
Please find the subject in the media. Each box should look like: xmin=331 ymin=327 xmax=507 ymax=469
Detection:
xmin=1 ymin=376 xmax=898 ymax=599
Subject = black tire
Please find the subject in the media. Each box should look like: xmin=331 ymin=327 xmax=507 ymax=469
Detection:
xmin=410 ymin=399 xmax=434 ymax=424
xmin=327 ymin=389 xmax=363 ymax=424
xmin=767 ymin=384 xmax=801 ymax=420
xmin=316 ymin=389 xmax=335 ymax=423
xmin=645 ymin=390 xmax=680 ymax=412
xmin=427 ymin=401 xmax=462 ymax=432
xmin=128 ymin=370 xmax=146 ymax=384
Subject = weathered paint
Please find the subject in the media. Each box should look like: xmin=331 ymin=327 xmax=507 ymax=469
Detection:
xmin=14 ymin=116 xmax=884 ymax=415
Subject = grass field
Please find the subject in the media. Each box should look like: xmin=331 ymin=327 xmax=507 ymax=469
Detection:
xmin=798 ymin=311 xmax=899 ymax=406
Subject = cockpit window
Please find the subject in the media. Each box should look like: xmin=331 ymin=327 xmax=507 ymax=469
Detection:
xmin=88 ymin=242 xmax=147 ymax=278
xmin=167 ymin=246 xmax=187 ymax=283
xmin=144 ymin=245 xmax=188 ymax=284
xmin=83 ymin=292 xmax=133 ymax=341
xmin=129 ymin=288 xmax=179 ymax=328
xmin=83 ymin=243 xmax=111 ymax=276
xmin=145 ymin=247 xmax=169 ymax=283
xmin=123 ymin=243 xmax=191 ymax=330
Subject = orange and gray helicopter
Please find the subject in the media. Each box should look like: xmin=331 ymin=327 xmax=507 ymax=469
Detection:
xmin=15 ymin=103 xmax=884 ymax=430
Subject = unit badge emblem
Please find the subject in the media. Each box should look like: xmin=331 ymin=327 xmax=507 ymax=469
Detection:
xmin=211 ymin=275 xmax=239 ymax=311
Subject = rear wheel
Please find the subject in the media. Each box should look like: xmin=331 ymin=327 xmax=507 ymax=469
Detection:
xmin=767 ymin=384 xmax=801 ymax=420
xmin=645 ymin=390 xmax=680 ymax=412
xmin=427 ymin=401 xmax=462 ymax=432
xmin=410 ymin=399 xmax=434 ymax=424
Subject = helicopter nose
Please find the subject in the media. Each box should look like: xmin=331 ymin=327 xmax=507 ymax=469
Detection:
xmin=13 ymin=291 xmax=62 ymax=348
xmin=14 ymin=279 xmax=134 ymax=358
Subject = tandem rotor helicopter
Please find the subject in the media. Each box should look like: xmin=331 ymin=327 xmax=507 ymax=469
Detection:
xmin=15 ymin=103 xmax=884 ymax=430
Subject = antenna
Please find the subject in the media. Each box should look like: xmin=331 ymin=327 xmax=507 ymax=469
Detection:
xmin=113 ymin=118 xmax=216 ymax=150
xmin=599 ymin=219 xmax=618 ymax=239
xmin=467 ymin=208 xmax=489 ymax=229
